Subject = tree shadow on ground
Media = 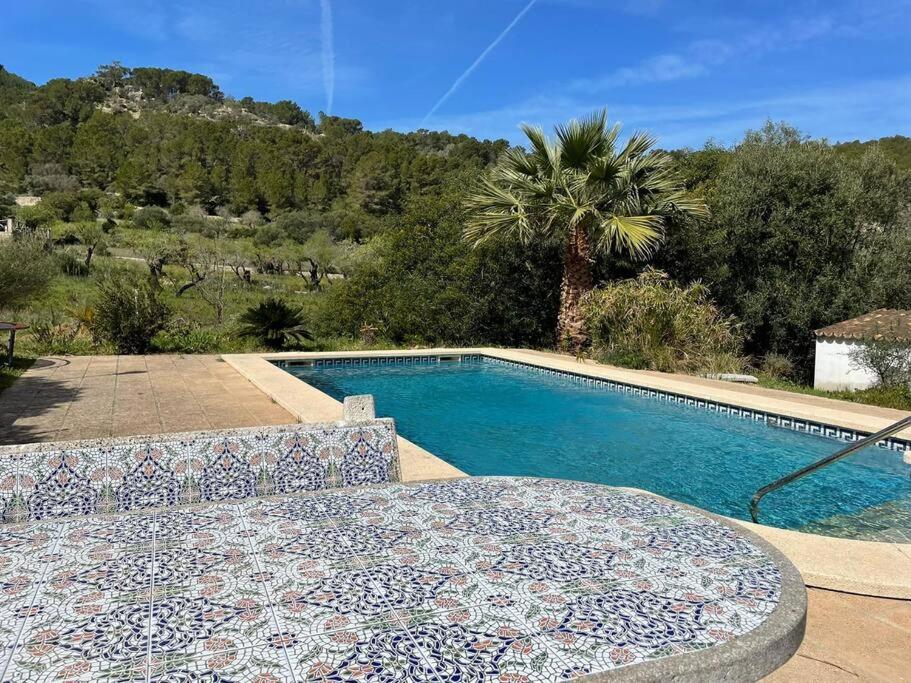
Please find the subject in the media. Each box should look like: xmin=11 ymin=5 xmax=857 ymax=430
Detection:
xmin=0 ymin=360 xmax=82 ymax=445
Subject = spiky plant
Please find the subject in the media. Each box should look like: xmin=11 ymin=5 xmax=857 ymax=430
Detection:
xmin=463 ymin=110 xmax=708 ymax=350
xmin=238 ymin=297 xmax=313 ymax=350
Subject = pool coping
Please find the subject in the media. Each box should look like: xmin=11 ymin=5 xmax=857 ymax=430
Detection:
xmin=222 ymin=348 xmax=911 ymax=599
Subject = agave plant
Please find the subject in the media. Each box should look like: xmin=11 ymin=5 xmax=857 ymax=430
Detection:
xmin=238 ymin=297 xmax=313 ymax=350
xmin=463 ymin=109 xmax=708 ymax=350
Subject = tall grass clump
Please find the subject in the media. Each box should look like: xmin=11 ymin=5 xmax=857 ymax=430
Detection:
xmin=0 ymin=236 xmax=56 ymax=310
xmin=582 ymin=268 xmax=745 ymax=374
xmin=93 ymin=272 xmax=171 ymax=354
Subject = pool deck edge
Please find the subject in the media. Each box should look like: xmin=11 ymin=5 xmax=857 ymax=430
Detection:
xmin=222 ymin=353 xmax=464 ymax=483
xmin=728 ymin=519 xmax=911 ymax=599
xmin=223 ymin=348 xmax=911 ymax=600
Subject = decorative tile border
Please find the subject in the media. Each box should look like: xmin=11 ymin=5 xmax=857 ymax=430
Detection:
xmin=482 ymin=356 xmax=911 ymax=452
xmin=278 ymin=354 xmax=910 ymax=453
xmin=0 ymin=420 xmax=401 ymax=524
xmin=277 ymin=354 xmax=484 ymax=369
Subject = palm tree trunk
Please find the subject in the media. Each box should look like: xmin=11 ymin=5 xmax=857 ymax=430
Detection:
xmin=556 ymin=224 xmax=593 ymax=351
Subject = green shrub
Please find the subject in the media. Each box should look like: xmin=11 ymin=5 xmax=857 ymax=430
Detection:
xmin=41 ymin=191 xmax=79 ymax=221
xmin=225 ymin=224 xmax=255 ymax=240
xmin=0 ymin=236 xmax=56 ymax=309
xmin=93 ymin=272 xmax=171 ymax=353
xmin=55 ymin=249 xmax=90 ymax=276
xmin=131 ymin=206 xmax=171 ymax=231
xmin=761 ymin=353 xmax=795 ymax=380
xmin=238 ymin=297 xmax=311 ymax=350
xmin=152 ymin=319 xmax=224 ymax=353
xmin=14 ymin=204 xmax=56 ymax=231
xmin=98 ymin=193 xmax=126 ymax=220
xmin=28 ymin=316 xmax=95 ymax=355
xmin=273 ymin=210 xmax=322 ymax=243
xmin=71 ymin=201 xmax=95 ymax=222
xmin=582 ymin=268 xmax=745 ymax=374
xmin=253 ymin=224 xmax=285 ymax=247
xmin=313 ymin=188 xmax=561 ymax=347
xmin=171 ymin=213 xmax=208 ymax=234
xmin=849 ymin=338 xmax=911 ymax=388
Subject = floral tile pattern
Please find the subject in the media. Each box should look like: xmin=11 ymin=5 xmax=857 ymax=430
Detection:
xmin=0 ymin=420 xmax=401 ymax=524
xmin=1 ymin=477 xmax=787 ymax=682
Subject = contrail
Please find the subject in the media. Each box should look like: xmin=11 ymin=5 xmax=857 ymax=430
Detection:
xmin=422 ymin=0 xmax=537 ymax=125
xmin=320 ymin=0 xmax=335 ymax=114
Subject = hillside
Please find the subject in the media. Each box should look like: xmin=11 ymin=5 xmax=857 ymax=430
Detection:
xmin=0 ymin=65 xmax=35 ymax=108
xmin=0 ymin=63 xmax=507 ymax=239
xmin=835 ymin=135 xmax=911 ymax=170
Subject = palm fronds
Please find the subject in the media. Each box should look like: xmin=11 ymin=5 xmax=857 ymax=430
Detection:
xmin=238 ymin=297 xmax=312 ymax=351
xmin=463 ymin=109 xmax=707 ymax=257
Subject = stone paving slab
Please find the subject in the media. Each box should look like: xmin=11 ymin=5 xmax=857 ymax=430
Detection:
xmin=0 ymin=355 xmax=294 ymax=445
xmin=764 ymin=589 xmax=911 ymax=682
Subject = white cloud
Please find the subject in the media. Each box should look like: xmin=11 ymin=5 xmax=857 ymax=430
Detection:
xmin=567 ymin=11 xmax=846 ymax=95
xmin=570 ymin=54 xmax=708 ymax=92
xmin=376 ymin=76 xmax=911 ymax=149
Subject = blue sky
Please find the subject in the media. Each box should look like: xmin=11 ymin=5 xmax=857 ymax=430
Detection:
xmin=5 ymin=0 xmax=910 ymax=148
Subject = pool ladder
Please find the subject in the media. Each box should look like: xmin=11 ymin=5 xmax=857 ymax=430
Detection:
xmin=749 ymin=415 xmax=911 ymax=523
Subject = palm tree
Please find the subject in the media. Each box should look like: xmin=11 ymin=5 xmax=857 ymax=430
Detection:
xmin=463 ymin=110 xmax=707 ymax=350
xmin=238 ymin=297 xmax=313 ymax=350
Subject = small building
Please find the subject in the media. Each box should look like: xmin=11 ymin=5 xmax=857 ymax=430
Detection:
xmin=814 ymin=309 xmax=911 ymax=390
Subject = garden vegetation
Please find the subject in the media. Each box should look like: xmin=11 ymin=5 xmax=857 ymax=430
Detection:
xmin=0 ymin=63 xmax=909 ymax=408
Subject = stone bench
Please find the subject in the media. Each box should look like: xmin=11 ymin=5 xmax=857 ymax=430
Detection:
xmin=0 ymin=394 xmax=400 ymax=523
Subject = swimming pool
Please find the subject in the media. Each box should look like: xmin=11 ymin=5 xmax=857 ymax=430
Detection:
xmin=282 ymin=356 xmax=911 ymax=539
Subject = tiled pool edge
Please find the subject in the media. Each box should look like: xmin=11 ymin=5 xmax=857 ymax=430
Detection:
xmin=277 ymin=352 xmax=911 ymax=453
xmin=223 ymin=349 xmax=911 ymax=599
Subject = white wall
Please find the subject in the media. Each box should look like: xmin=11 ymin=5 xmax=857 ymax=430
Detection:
xmin=813 ymin=337 xmax=880 ymax=391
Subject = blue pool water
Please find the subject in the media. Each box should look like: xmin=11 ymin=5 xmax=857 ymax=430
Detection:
xmin=284 ymin=357 xmax=911 ymax=537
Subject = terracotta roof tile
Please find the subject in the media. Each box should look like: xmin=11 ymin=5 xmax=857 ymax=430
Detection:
xmin=815 ymin=309 xmax=911 ymax=342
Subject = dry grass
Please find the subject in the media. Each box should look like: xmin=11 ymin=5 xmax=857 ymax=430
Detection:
xmin=583 ymin=269 xmax=745 ymax=374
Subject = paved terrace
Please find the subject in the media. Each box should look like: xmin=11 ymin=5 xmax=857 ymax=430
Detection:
xmin=0 ymin=353 xmax=909 ymax=681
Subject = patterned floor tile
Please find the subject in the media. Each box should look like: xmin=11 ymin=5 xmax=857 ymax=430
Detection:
xmin=152 ymin=505 xmax=250 ymax=553
xmin=263 ymin=556 xmax=387 ymax=640
xmin=4 ymin=654 xmax=147 ymax=682
xmin=284 ymin=621 xmax=565 ymax=683
xmin=0 ymin=591 xmax=37 ymax=666
xmin=280 ymin=559 xmax=484 ymax=634
xmin=5 ymin=654 xmax=148 ymax=682
xmin=144 ymin=592 xmax=278 ymax=662
xmin=146 ymin=646 xmax=294 ymax=682
xmin=0 ymin=523 xmax=60 ymax=563
xmin=393 ymin=479 xmax=530 ymax=514
xmin=527 ymin=582 xmax=774 ymax=677
xmin=250 ymin=488 xmax=399 ymax=525
xmin=57 ymin=514 xmax=157 ymax=555
xmin=275 ymin=521 xmax=417 ymax=564
xmin=10 ymin=595 xmax=151 ymax=681
xmin=0 ymin=478 xmax=794 ymax=683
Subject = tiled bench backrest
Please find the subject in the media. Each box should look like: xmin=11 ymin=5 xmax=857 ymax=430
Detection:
xmin=0 ymin=418 xmax=400 ymax=523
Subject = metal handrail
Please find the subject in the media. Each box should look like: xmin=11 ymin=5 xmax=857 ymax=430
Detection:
xmin=749 ymin=415 xmax=911 ymax=523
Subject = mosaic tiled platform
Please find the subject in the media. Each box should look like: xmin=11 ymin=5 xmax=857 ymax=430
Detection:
xmin=0 ymin=477 xmax=804 ymax=682
xmin=0 ymin=420 xmax=400 ymax=524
